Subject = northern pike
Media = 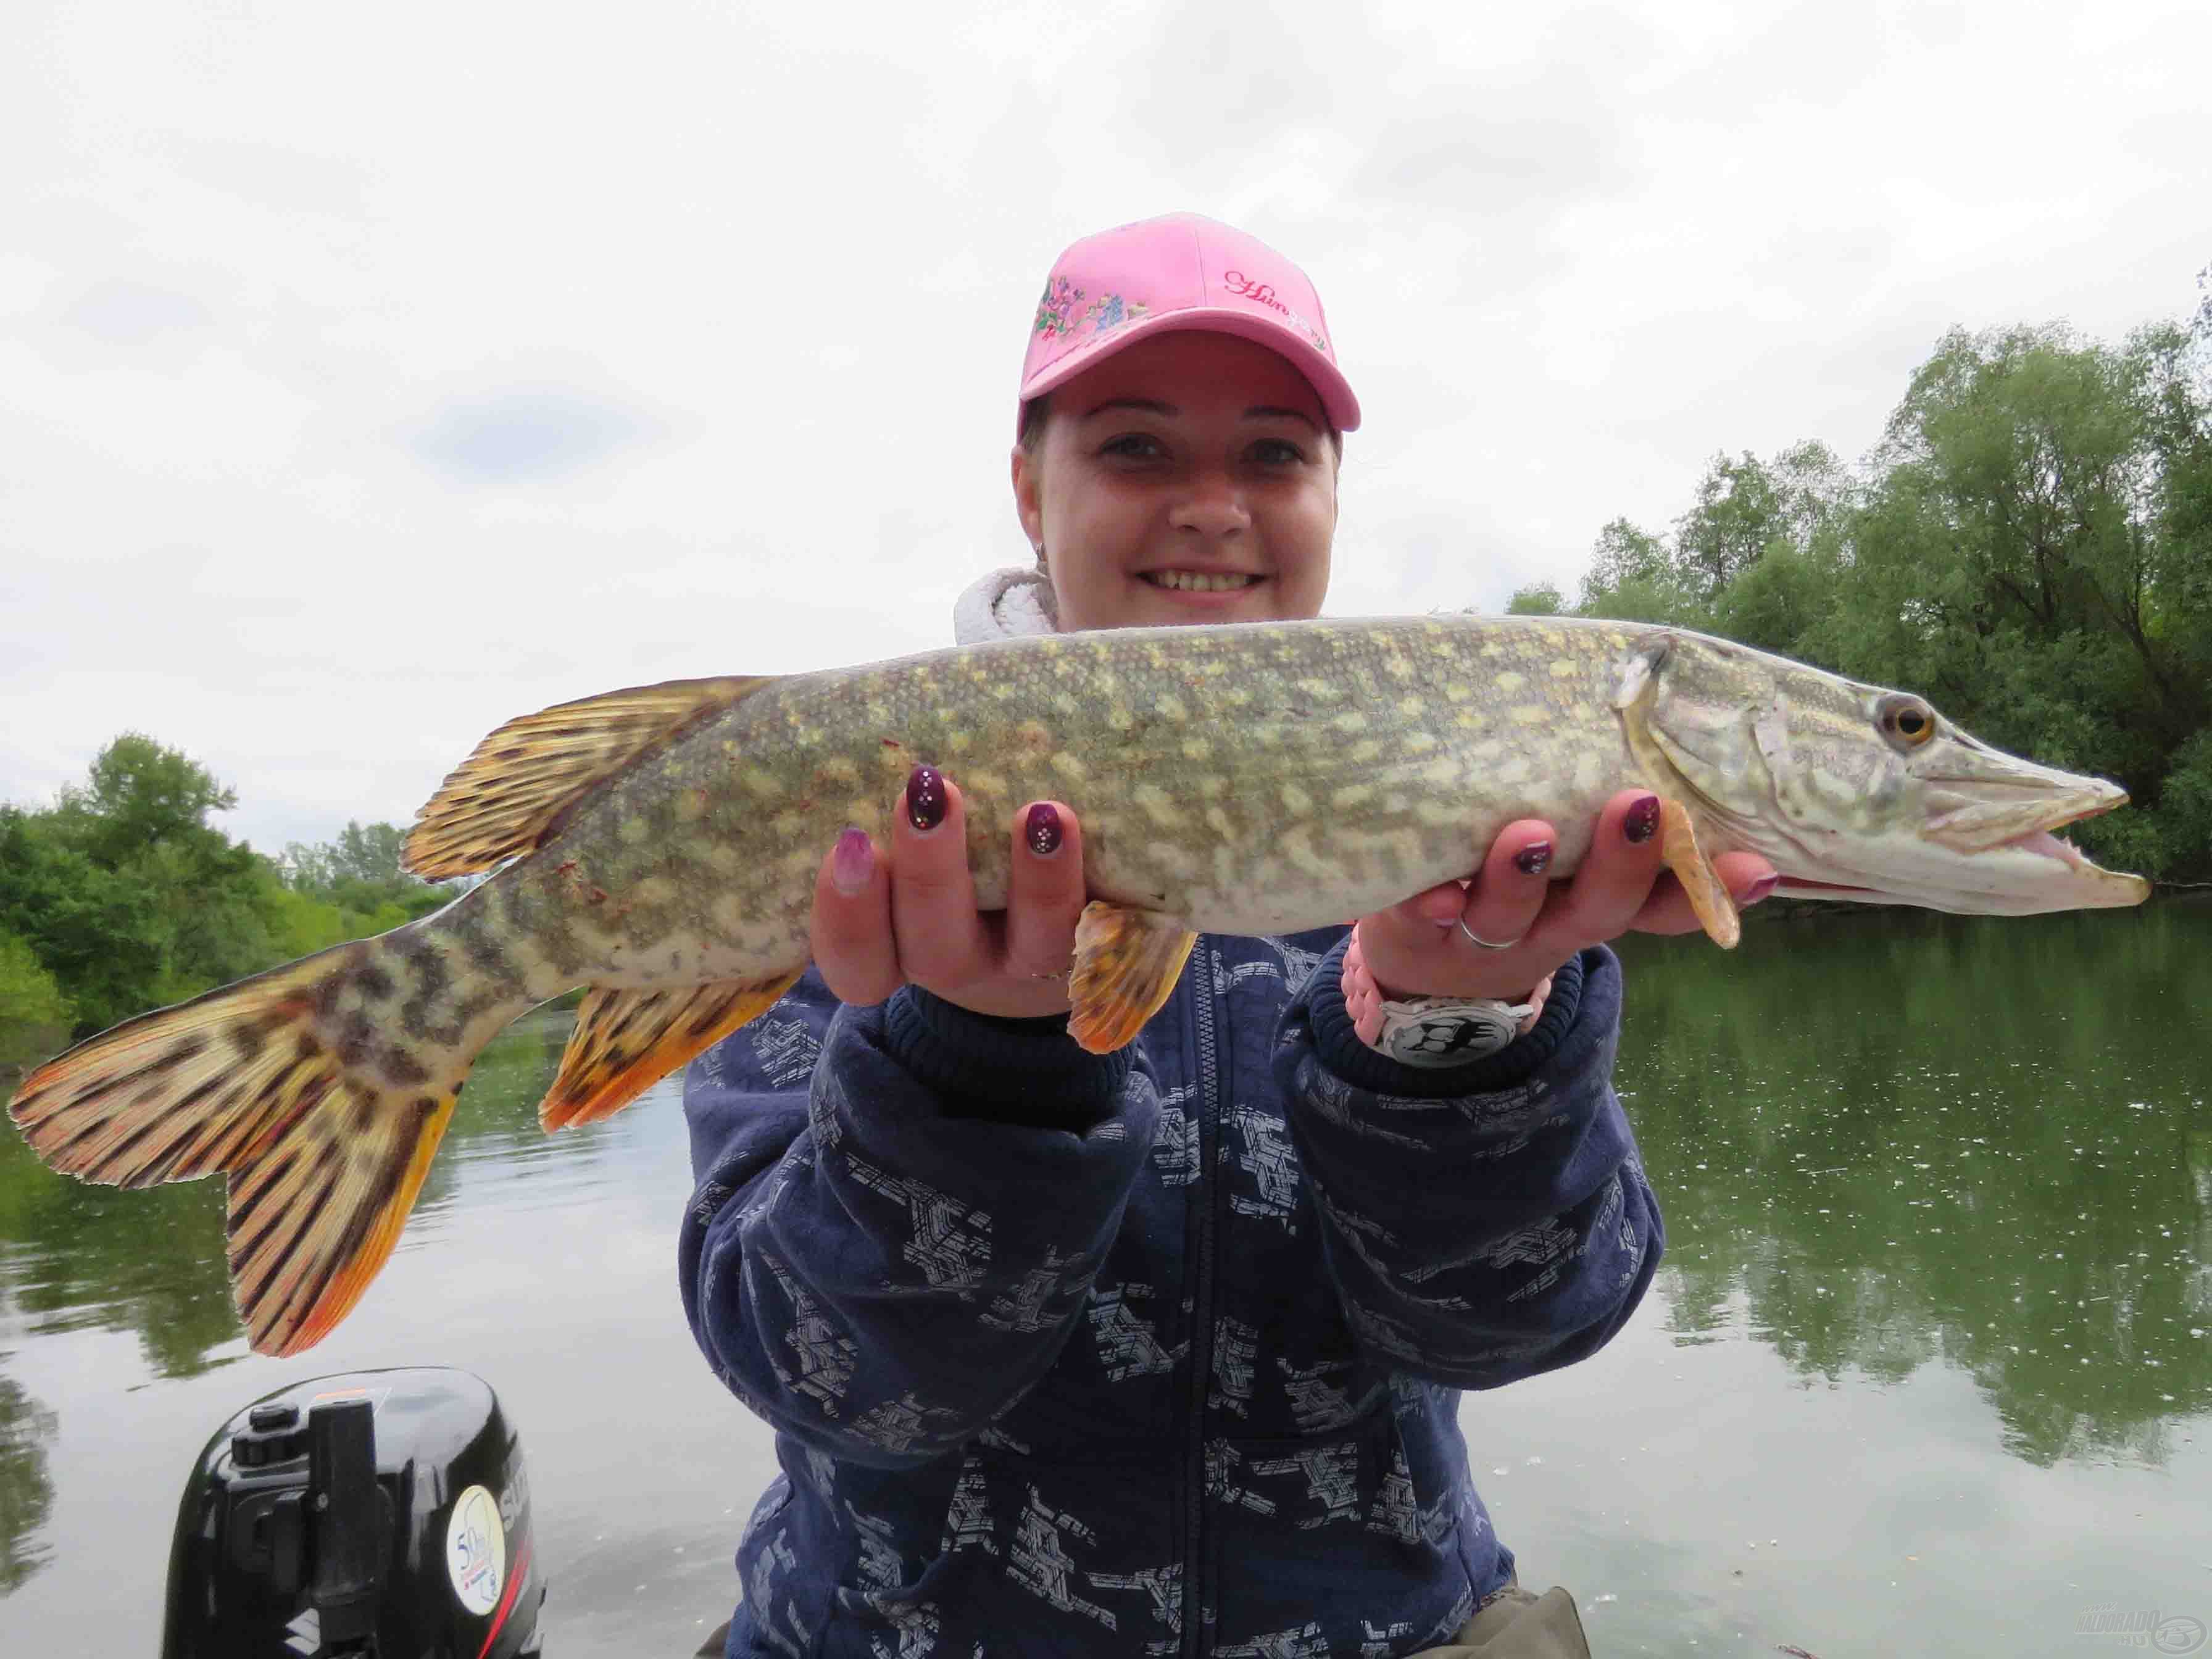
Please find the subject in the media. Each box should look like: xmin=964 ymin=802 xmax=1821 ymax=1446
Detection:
xmin=7 ymin=615 xmax=2148 ymax=1355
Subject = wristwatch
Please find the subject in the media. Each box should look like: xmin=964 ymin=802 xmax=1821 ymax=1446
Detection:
xmin=1342 ymin=923 xmax=1539 ymax=1068
xmin=1368 ymin=991 xmax=1537 ymax=1067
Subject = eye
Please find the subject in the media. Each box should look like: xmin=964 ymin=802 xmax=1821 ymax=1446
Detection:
xmin=1248 ymin=438 xmax=1307 ymax=465
xmin=1876 ymin=693 xmax=1937 ymax=749
xmin=1099 ymin=433 xmax=1165 ymax=460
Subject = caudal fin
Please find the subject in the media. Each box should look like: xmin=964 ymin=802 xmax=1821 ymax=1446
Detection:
xmin=7 ymin=941 xmax=472 ymax=1357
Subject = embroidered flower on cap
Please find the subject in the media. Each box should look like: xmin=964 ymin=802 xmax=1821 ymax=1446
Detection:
xmin=1033 ymin=278 xmax=1150 ymax=344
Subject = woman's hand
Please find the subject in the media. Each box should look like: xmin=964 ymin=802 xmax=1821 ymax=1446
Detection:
xmin=1352 ymin=790 xmax=1780 ymax=1026
xmin=810 ymin=764 xmax=1087 ymax=1020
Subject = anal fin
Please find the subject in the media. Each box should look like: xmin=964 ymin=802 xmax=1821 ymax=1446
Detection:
xmin=1659 ymin=797 xmax=1740 ymax=948
xmin=1068 ymin=901 xmax=1198 ymax=1054
xmin=541 ymin=972 xmax=804 ymax=1131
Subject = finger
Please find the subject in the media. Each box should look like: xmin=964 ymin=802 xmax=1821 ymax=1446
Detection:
xmin=888 ymin=763 xmax=994 ymax=991
xmin=1457 ymin=820 xmax=1556 ymax=947
xmin=1002 ymin=800 xmax=1089 ymax=979
xmin=1517 ymin=973 xmax=1553 ymax=1034
xmin=810 ymin=826 xmax=902 ymax=1005
xmin=1344 ymin=925 xmax=1386 ymax=1046
xmin=1387 ymin=878 xmax=1471 ymax=931
xmin=1524 ymin=791 xmax=1667 ymax=952
xmin=1625 ymin=852 xmax=1779 ymax=936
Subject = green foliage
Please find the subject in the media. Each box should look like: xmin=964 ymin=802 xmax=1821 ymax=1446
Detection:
xmin=1505 ymin=581 xmax=1566 ymax=615
xmin=1565 ymin=309 xmax=2212 ymax=880
xmin=0 ymin=807 xmax=166 ymax=1036
xmin=1576 ymin=517 xmax=1701 ymax=625
xmin=2 ymin=738 xmax=452 ymax=1049
xmin=282 ymin=820 xmax=447 ymax=926
xmin=47 ymin=732 xmax=239 ymax=873
xmin=0 ymin=931 xmax=70 ymax=1070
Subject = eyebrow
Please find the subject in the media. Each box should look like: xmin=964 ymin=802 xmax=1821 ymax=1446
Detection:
xmin=1079 ymin=397 xmax=1321 ymax=431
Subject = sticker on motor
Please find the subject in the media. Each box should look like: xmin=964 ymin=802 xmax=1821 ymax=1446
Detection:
xmin=446 ymin=1483 xmax=505 ymax=1615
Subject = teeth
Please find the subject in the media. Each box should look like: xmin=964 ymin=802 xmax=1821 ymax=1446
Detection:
xmin=1148 ymin=570 xmax=1257 ymax=592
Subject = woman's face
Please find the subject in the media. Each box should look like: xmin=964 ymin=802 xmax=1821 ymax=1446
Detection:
xmin=1011 ymin=331 xmax=1339 ymax=633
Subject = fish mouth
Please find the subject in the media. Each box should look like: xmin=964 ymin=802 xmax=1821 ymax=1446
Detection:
xmin=1769 ymin=797 xmax=2148 ymax=911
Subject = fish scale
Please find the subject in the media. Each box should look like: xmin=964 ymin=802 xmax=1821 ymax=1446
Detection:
xmin=7 ymin=612 xmax=2147 ymax=1354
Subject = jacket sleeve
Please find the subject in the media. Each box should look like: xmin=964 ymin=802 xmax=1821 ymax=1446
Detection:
xmin=1274 ymin=941 xmax=1663 ymax=1392
xmin=678 ymin=970 xmax=1158 ymax=1467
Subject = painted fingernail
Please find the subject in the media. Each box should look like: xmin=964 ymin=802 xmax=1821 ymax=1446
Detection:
xmin=905 ymin=764 xmax=947 ymax=833
xmin=1514 ymin=841 xmax=1553 ymax=877
xmin=1745 ymin=871 xmax=1780 ymax=904
xmin=831 ymin=827 xmax=873 ymax=895
xmin=1624 ymin=795 xmax=1661 ymax=844
xmin=1025 ymin=802 xmax=1063 ymax=857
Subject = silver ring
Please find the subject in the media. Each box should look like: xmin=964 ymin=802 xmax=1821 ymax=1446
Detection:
xmin=1457 ymin=917 xmax=1522 ymax=951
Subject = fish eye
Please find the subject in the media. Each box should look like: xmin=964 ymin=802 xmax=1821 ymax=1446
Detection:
xmin=1876 ymin=693 xmax=1937 ymax=749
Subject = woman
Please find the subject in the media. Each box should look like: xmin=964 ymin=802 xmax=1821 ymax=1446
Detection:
xmin=681 ymin=214 xmax=1776 ymax=1658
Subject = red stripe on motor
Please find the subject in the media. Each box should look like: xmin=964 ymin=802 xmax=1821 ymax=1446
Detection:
xmin=474 ymin=1536 xmax=532 ymax=1659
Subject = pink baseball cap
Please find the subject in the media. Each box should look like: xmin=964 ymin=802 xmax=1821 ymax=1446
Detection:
xmin=1018 ymin=213 xmax=1361 ymax=436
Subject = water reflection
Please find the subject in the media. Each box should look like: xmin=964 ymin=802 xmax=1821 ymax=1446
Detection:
xmin=1616 ymin=897 xmax=2212 ymax=1467
xmin=0 ymin=1369 xmax=57 ymax=1593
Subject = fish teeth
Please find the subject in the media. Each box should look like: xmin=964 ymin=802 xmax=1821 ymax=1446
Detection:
xmin=1149 ymin=570 xmax=1257 ymax=592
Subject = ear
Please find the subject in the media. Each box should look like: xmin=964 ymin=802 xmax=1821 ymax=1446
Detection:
xmin=1011 ymin=444 xmax=1044 ymax=551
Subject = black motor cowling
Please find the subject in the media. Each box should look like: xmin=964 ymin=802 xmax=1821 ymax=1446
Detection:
xmin=161 ymin=1366 xmax=545 ymax=1657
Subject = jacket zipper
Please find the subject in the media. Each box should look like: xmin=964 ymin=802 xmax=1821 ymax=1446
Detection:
xmin=1180 ymin=941 xmax=1223 ymax=1659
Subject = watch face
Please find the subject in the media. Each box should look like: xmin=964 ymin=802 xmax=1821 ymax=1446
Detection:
xmin=1380 ymin=1004 xmax=1521 ymax=1067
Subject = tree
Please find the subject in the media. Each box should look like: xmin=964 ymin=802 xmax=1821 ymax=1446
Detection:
xmin=0 ymin=809 xmax=165 ymax=1035
xmin=1504 ymin=581 xmax=1565 ymax=615
xmin=1576 ymin=517 xmax=1703 ymax=626
xmin=0 ymin=931 xmax=71 ymax=1066
xmin=1848 ymin=323 xmax=2212 ymax=870
xmin=48 ymin=733 xmax=239 ymax=873
xmin=281 ymin=820 xmax=447 ymax=927
xmin=1674 ymin=443 xmax=1854 ymax=609
xmin=328 ymin=820 xmax=409 ymax=887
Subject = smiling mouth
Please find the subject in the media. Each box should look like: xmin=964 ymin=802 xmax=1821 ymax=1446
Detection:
xmin=1144 ymin=570 xmax=1262 ymax=592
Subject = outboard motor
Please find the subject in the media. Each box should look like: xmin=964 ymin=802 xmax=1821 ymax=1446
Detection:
xmin=161 ymin=1366 xmax=545 ymax=1657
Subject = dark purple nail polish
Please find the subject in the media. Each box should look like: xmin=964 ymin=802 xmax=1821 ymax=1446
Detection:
xmin=831 ymin=827 xmax=873 ymax=894
xmin=1746 ymin=871 xmax=1780 ymax=904
xmin=1026 ymin=802 xmax=1063 ymax=857
xmin=905 ymin=764 xmax=947 ymax=833
xmin=1514 ymin=841 xmax=1553 ymax=877
xmin=1624 ymin=795 xmax=1661 ymax=844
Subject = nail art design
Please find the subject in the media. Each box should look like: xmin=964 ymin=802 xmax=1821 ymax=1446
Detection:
xmin=831 ymin=827 xmax=873 ymax=894
xmin=906 ymin=765 xmax=947 ymax=833
xmin=1026 ymin=802 xmax=1063 ymax=857
xmin=1624 ymin=796 xmax=1661 ymax=844
xmin=1514 ymin=841 xmax=1553 ymax=876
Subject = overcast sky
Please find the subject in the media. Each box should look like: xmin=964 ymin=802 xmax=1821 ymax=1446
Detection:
xmin=4 ymin=1 xmax=2206 ymax=855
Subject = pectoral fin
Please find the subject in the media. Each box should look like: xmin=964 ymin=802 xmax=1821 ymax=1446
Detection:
xmin=1659 ymin=797 xmax=1740 ymax=949
xmin=1068 ymin=902 xmax=1199 ymax=1054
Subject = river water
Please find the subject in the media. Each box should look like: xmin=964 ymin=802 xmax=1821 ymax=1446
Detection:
xmin=1 ymin=900 xmax=2206 ymax=1656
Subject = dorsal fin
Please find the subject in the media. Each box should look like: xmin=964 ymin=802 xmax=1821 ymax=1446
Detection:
xmin=402 ymin=676 xmax=770 ymax=878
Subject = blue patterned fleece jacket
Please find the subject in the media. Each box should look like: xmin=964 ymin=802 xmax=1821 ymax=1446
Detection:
xmin=680 ymin=929 xmax=1659 ymax=1658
